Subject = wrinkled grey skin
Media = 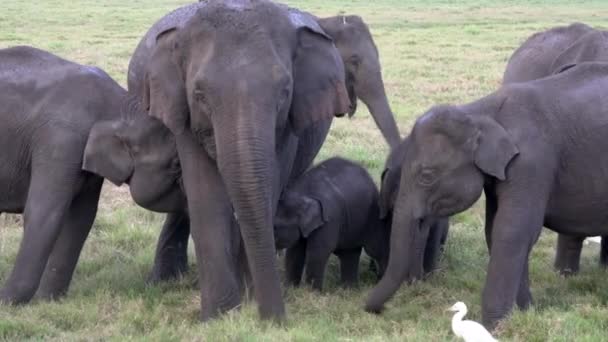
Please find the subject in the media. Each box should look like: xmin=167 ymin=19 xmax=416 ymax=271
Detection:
xmin=503 ymin=23 xmax=608 ymax=275
xmin=124 ymin=0 xmax=353 ymax=322
xmin=0 ymin=46 xmax=149 ymax=304
xmin=117 ymin=9 xmax=401 ymax=287
xmin=378 ymin=137 xmax=449 ymax=279
xmin=366 ymin=62 xmax=608 ymax=329
xmin=273 ymin=157 xmax=389 ymax=290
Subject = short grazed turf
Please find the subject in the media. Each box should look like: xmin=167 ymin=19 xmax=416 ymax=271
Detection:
xmin=1 ymin=1 xmax=607 ymax=340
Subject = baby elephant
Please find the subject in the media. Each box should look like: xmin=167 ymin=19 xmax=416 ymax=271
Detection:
xmin=274 ymin=157 xmax=389 ymax=290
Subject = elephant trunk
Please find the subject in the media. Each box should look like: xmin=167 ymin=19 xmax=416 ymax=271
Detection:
xmin=215 ymin=116 xmax=285 ymax=321
xmin=364 ymin=195 xmax=425 ymax=312
xmin=358 ymin=71 xmax=400 ymax=149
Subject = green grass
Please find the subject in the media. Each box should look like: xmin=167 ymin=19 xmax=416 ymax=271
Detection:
xmin=1 ymin=0 xmax=608 ymax=340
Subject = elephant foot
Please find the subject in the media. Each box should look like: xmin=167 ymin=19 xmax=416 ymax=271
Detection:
xmin=199 ymin=286 xmax=242 ymax=322
xmin=146 ymin=263 xmax=189 ymax=285
xmin=36 ymin=286 xmax=68 ymax=301
xmin=0 ymin=283 xmax=37 ymax=305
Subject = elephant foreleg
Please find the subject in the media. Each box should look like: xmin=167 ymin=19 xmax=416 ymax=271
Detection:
xmin=554 ymin=234 xmax=584 ymax=276
xmin=0 ymin=165 xmax=79 ymax=304
xmin=336 ymin=248 xmax=361 ymax=288
xmin=481 ymin=172 xmax=548 ymax=329
xmin=37 ymin=176 xmax=103 ymax=299
xmin=285 ymin=241 xmax=307 ymax=286
xmin=176 ymin=132 xmax=241 ymax=321
xmin=148 ymin=212 xmax=191 ymax=284
xmin=422 ymin=219 xmax=448 ymax=275
xmin=304 ymin=245 xmax=332 ymax=291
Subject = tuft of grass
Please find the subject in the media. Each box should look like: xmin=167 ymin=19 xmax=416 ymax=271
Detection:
xmin=2 ymin=0 xmax=608 ymax=340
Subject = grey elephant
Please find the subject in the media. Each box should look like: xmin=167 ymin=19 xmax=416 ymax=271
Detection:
xmin=108 ymin=0 xmax=406 ymax=322
xmin=365 ymin=62 xmax=608 ymax=329
xmin=105 ymin=3 xmax=400 ymax=307
xmin=273 ymin=157 xmax=389 ymax=290
xmin=378 ymin=137 xmax=449 ymax=278
xmin=83 ymin=108 xmax=190 ymax=282
xmin=503 ymin=23 xmax=608 ymax=275
xmin=0 ymin=46 xmax=157 ymax=304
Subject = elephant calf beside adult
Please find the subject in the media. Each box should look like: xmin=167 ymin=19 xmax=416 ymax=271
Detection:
xmin=503 ymin=22 xmax=608 ymax=275
xmin=366 ymin=61 xmax=608 ymax=329
xmin=124 ymin=2 xmax=402 ymax=291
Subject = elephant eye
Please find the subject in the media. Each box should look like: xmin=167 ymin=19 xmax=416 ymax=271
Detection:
xmin=418 ymin=168 xmax=438 ymax=187
xmin=194 ymin=89 xmax=206 ymax=103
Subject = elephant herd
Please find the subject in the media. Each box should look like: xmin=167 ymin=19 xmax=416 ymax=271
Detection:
xmin=1 ymin=0 xmax=607 ymax=332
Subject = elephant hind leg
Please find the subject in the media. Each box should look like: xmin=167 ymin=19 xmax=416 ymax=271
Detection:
xmin=554 ymin=234 xmax=584 ymax=276
xmin=37 ymin=176 xmax=103 ymax=300
xmin=0 ymin=164 xmax=80 ymax=304
xmin=147 ymin=212 xmax=190 ymax=284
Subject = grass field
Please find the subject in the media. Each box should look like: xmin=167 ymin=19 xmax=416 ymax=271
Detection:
xmin=1 ymin=0 xmax=608 ymax=340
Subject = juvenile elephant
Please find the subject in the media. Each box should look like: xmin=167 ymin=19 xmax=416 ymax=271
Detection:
xmin=504 ymin=23 xmax=608 ymax=274
xmin=366 ymin=62 xmax=608 ymax=329
xmin=120 ymin=2 xmax=401 ymax=309
xmin=378 ymin=138 xmax=449 ymax=278
xmin=83 ymin=105 xmax=190 ymax=283
xmin=0 ymin=46 xmax=150 ymax=304
xmin=273 ymin=157 xmax=389 ymax=290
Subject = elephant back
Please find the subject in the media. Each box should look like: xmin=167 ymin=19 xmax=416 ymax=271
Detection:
xmin=503 ymin=22 xmax=593 ymax=84
xmin=127 ymin=2 xmax=207 ymax=96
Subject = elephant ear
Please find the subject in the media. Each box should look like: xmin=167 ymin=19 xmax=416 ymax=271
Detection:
xmin=472 ymin=116 xmax=519 ymax=181
xmin=550 ymin=31 xmax=608 ymax=75
xmin=142 ymin=27 xmax=189 ymax=135
xmin=83 ymin=121 xmax=134 ymax=186
xmin=297 ymin=195 xmax=326 ymax=238
xmin=289 ymin=10 xmax=351 ymax=135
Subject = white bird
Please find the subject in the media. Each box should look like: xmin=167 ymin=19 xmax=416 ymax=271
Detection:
xmin=448 ymin=302 xmax=498 ymax=342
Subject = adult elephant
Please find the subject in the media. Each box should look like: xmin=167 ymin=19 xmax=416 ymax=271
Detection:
xmin=126 ymin=6 xmax=401 ymax=286
xmin=366 ymin=62 xmax=608 ymax=329
xmin=126 ymin=0 xmax=356 ymax=322
xmin=503 ymin=23 xmax=608 ymax=275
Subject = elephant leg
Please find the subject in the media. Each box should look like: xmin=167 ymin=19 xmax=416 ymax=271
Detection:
xmin=336 ymin=248 xmax=361 ymax=288
xmin=516 ymin=258 xmax=532 ymax=310
xmin=175 ymin=133 xmax=241 ymax=321
xmin=422 ymin=220 xmax=447 ymax=275
xmin=554 ymin=234 xmax=584 ymax=276
xmin=0 ymin=166 xmax=79 ymax=304
xmin=481 ymin=185 xmax=545 ymax=329
xmin=304 ymin=245 xmax=332 ymax=291
xmin=37 ymin=177 xmax=103 ymax=299
xmin=148 ymin=212 xmax=191 ymax=284
xmin=484 ymin=186 xmax=498 ymax=253
xmin=285 ymin=240 xmax=307 ymax=287
xmin=599 ymin=236 xmax=607 ymax=267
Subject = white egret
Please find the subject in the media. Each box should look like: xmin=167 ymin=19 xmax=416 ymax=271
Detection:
xmin=448 ymin=302 xmax=498 ymax=342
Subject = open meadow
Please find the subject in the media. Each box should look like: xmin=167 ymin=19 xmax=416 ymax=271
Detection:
xmin=1 ymin=0 xmax=608 ymax=340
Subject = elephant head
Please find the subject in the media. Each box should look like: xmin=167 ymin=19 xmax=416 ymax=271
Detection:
xmin=139 ymin=1 xmax=350 ymax=320
xmin=318 ymin=15 xmax=401 ymax=148
xmin=365 ymin=102 xmax=518 ymax=313
xmin=83 ymin=107 xmax=185 ymax=213
xmin=274 ymin=191 xmax=325 ymax=249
